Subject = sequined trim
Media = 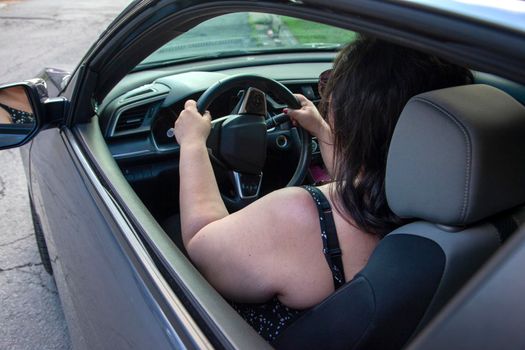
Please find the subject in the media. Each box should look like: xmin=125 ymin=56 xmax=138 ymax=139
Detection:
xmin=0 ymin=103 xmax=35 ymax=124
xmin=230 ymin=298 xmax=303 ymax=342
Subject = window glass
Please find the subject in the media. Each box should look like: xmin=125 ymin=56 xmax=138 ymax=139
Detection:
xmin=137 ymin=12 xmax=356 ymax=68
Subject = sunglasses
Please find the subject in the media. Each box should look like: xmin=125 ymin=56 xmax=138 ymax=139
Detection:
xmin=318 ymin=68 xmax=332 ymax=98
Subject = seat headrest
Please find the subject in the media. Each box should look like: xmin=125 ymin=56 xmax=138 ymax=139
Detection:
xmin=386 ymin=84 xmax=525 ymax=226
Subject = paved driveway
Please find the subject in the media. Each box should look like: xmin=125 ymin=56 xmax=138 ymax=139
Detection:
xmin=0 ymin=1 xmax=131 ymax=348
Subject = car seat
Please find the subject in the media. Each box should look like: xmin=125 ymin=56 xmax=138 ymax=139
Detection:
xmin=273 ymin=84 xmax=525 ymax=350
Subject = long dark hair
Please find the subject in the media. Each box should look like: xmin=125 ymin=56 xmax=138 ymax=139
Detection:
xmin=322 ymin=36 xmax=473 ymax=237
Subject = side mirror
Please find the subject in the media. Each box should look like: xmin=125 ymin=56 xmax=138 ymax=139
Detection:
xmin=0 ymin=80 xmax=62 ymax=150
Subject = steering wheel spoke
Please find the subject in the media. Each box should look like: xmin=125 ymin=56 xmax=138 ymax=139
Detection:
xmin=232 ymin=171 xmax=263 ymax=199
xmin=220 ymin=171 xmax=263 ymax=211
xmin=237 ymin=87 xmax=267 ymax=116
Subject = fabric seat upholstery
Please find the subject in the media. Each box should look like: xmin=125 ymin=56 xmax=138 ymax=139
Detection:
xmin=274 ymin=84 xmax=525 ymax=350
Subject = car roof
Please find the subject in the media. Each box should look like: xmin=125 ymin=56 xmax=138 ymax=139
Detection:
xmin=400 ymin=0 xmax=525 ymax=34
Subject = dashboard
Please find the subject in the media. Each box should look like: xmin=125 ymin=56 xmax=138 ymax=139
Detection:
xmin=101 ymin=63 xmax=333 ymax=162
xmin=98 ymin=59 xmax=334 ymax=219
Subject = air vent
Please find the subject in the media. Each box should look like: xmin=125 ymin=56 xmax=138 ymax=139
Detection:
xmin=114 ymin=104 xmax=150 ymax=133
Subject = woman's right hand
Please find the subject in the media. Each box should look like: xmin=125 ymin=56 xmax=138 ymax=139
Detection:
xmin=286 ymin=94 xmax=332 ymax=143
xmin=174 ymin=99 xmax=212 ymax=147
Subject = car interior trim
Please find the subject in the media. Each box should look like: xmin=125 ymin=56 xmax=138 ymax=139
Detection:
xmin=112 ymin=149 xmax=152 ymax=160
xmin=233 ymin=171 xmax=263 ymax=199
xmin=399 ymin=0 xmax=525 ymax=35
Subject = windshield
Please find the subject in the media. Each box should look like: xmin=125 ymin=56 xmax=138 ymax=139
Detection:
xmin=138 ymin=12 xmax=357 ymax=68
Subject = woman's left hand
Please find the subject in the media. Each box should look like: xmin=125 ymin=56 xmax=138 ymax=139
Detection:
xmin=174 ymin=99 xmax=212 ymax=147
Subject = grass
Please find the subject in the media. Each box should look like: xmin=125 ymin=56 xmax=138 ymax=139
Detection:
xmin=280 ymin=16 xmax=357 ymax=44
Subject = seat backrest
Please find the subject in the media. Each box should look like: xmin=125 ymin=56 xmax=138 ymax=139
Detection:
xmin=274 ymin=85 xmax=525 ymax=350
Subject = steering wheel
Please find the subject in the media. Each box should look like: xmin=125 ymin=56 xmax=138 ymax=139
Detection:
xmin=196 ymin=74 xmax=311 ymax=211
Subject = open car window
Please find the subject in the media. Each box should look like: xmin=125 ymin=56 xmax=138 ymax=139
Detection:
xmin=137 ymin=12 xmax=357 ymax=69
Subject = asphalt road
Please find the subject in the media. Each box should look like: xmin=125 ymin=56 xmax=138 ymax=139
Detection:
xmin=0 ymin=0 xmax=131 ymax=349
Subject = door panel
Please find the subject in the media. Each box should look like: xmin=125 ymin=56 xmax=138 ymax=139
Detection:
xmin=29 ymin=127 xmax=185 ymax=349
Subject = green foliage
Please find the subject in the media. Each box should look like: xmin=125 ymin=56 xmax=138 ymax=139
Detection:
xmin=281 ymin=16 xmax=357 ymax=44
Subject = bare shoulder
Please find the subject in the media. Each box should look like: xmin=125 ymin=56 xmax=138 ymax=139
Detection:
xmin=256 ymin=186 xmax=316 ymax=215
xmin=245 ymin=186 xmax=320 ymax=234
xmin=259 ymin=185 xmax=311 ymax=201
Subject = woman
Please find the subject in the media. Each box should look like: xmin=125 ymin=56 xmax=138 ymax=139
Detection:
xmin=173 ymin=36 xmax=473 ymax=341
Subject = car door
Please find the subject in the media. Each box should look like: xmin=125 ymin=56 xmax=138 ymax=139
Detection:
xmin=24 ymin=1 xmax=213 ymax=349
xmin=29 ymin=127 xmax=200 ymax=349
